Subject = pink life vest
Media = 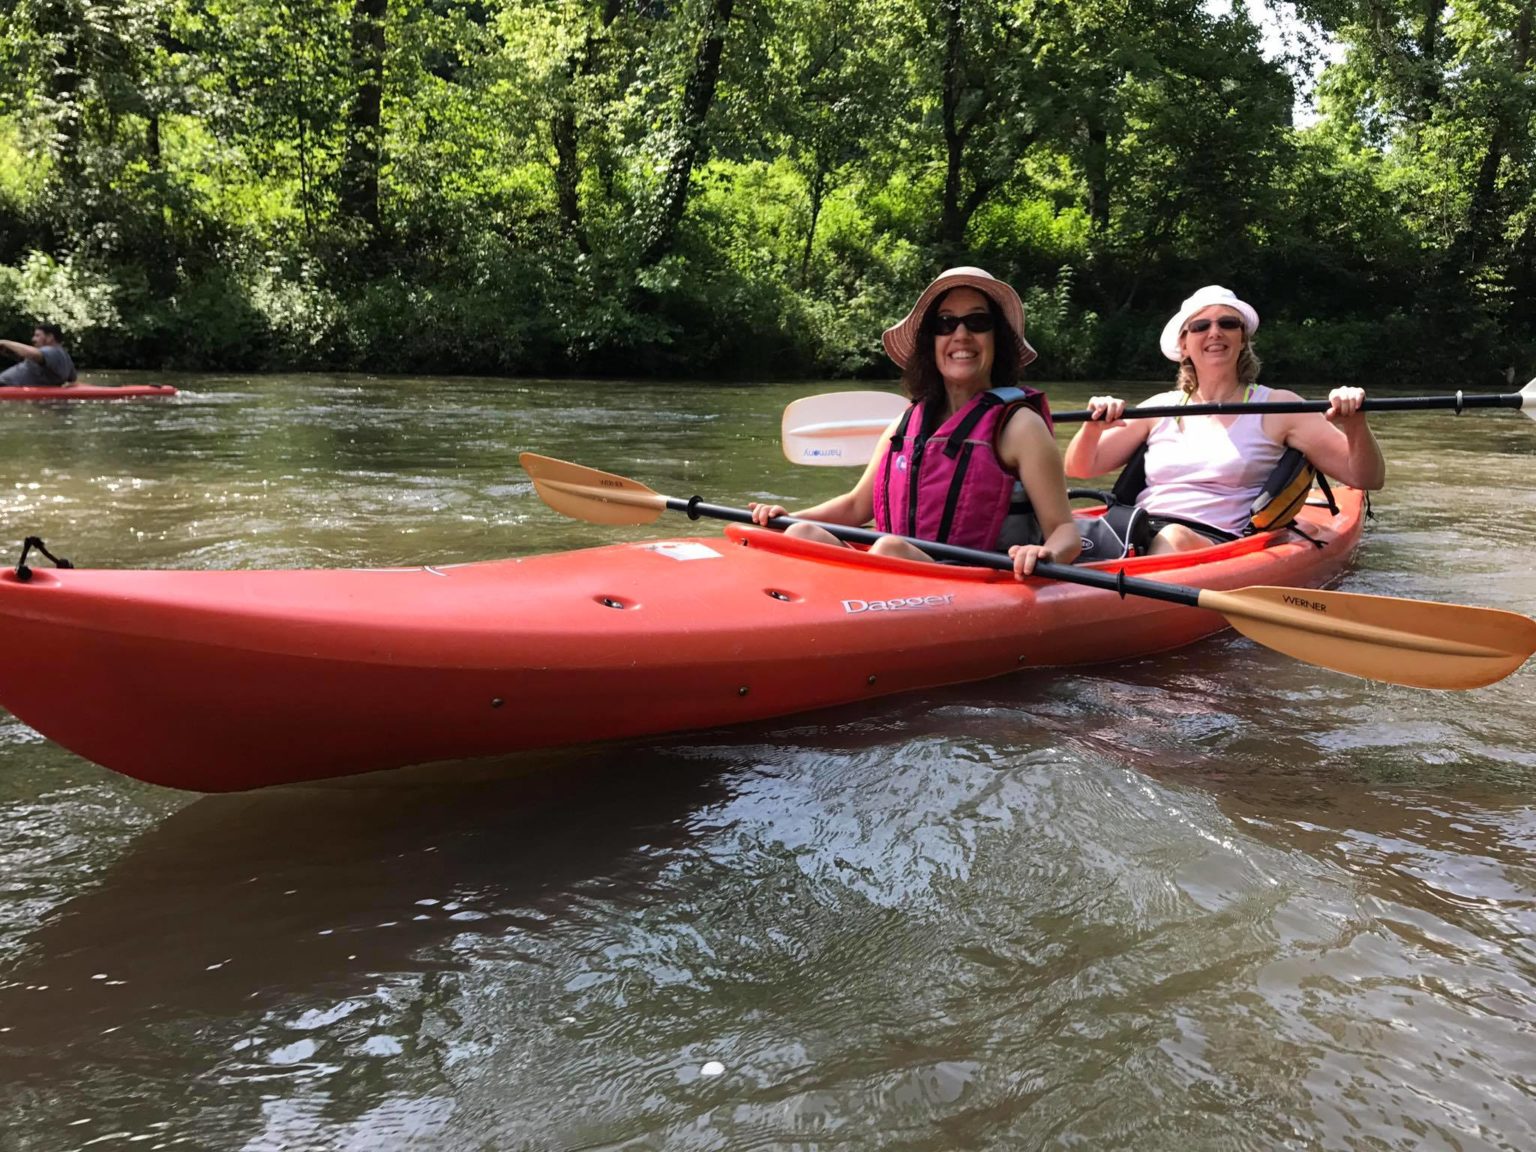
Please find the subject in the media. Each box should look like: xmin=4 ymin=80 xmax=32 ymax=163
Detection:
xmin=873 ymin=386 xmax=1052 ymax=549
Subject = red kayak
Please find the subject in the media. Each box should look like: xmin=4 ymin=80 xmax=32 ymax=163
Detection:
xmin=0 ymin=384 xmax=177 ymax=401
xmin=0 ymin=489 xmax=1363 ymax=792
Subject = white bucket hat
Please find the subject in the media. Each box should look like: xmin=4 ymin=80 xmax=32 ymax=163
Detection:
xmin=882 ymin=266 xmax=1038 ymax=370
xmin=1159 ymin=285 xmax=1259 ymax=362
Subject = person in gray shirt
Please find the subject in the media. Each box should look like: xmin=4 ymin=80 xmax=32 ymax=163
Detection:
xmin=0 ymin=323 xmax=78 ymax=387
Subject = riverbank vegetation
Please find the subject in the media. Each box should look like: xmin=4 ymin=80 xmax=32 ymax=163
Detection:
xmin=1 ymin=0 xmax=1531 ymax=384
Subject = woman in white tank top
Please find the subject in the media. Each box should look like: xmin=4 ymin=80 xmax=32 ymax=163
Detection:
xmin=1062 ymin=286 xmax=1387 ymax=554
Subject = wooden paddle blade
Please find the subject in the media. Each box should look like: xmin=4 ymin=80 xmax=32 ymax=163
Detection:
xmin=1199 ymin=585 xmax=1536 ymax=689
xmin=781 ymin=390 xmax=906 ymax=466
xmin=519 ymin=453 xmax=668 ymax=526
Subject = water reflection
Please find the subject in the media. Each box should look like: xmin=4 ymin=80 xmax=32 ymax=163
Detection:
xmin=3 ymin=667 xmax=1536 ymax=1149
xmin=0 ymin=748 xmax=727 ymax=1064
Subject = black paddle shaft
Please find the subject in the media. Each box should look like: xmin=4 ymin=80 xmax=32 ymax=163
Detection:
xmin=1054 ymin=391 xmax=1525 ymax=423
xmin=665 ymin=497 xmax=1202 ymax=608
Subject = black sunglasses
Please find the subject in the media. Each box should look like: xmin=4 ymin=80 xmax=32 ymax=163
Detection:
xmin=1184 ymin=316 xmax=1244 ymax=334
xmin=933 ymin=311 xmax=996 ymax=335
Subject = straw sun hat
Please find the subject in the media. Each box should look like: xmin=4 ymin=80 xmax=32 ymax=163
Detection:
xmin=881 ymin=267 xmax=1038 ymax=370
xmin=1159 ymin=285 xmax=1259 ymax=362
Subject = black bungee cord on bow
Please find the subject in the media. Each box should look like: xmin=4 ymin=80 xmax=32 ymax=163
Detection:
xmin=13 ymin=536 xmax=74 ymax=582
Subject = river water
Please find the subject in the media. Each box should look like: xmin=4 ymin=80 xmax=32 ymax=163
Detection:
xmin=0 ymin=373 xmax=1533 ymax=1151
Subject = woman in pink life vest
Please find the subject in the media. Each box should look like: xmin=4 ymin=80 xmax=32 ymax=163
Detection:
xmin=1062 ymin=285 xmax=1386 ymax=554
xmin=749 ymin=267 xmax=1079 ymax=578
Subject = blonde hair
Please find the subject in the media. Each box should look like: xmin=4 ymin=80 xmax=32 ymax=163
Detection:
xmin=1176 ymin=340 xmax=1261 ymax=396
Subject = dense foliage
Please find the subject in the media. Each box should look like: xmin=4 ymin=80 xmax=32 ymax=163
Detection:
xmin=0 ymin=0 xmax=1531 ymax=384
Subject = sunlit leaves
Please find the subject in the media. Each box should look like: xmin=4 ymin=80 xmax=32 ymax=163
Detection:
xmin=0 ymin=0 xmax=1532 ymax=379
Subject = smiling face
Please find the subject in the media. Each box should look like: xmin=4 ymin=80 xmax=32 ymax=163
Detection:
xmin=1178 ymin=305 xmax=1246 ymax=376
xmin=932 ymin=287 xmax=996 ymax=393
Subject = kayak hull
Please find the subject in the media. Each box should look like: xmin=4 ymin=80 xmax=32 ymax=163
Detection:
xmin=0 ymin=490 xmax=1363 ymax=791
xmin=0 ymin=384 xmax=177 ymax=401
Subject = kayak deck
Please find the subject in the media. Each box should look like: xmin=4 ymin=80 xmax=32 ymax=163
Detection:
xmin=0 ymin=489 xmax=1363 ymax=791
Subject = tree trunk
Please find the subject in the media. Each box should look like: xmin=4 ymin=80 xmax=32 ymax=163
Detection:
xmin=553 ymin=102 xmax=585 ymax=250
xmin=40 ymin=3 xmax=82 ymax=177
xmin=340 ymin=0 xmax=387 ymax=234
xmin=1459 ymin=0 xmax=1532 ymax=270
xmin=938 ymin=0 xmax=968 ymax=256
xmin=553 ymin=0 xmax=623 ymax=253
xmin=1085 ymin=113 xmax=1109 ymax=233
xmin=1414 ymin=0 xmax=1447 ymax=117
xmin=638 ymin=0 xmax=735 ymax=265
xmin=800 ymin=163 xmax=827 ymax=285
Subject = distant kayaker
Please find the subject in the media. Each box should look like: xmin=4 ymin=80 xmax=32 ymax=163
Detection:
xmin=1062 ymin=285 xmax=1386 ymax=554
xmin=749 ymin=266 xmax=1081 ymax=579
xmin=0 ymin=323 xmax=78 ymax=388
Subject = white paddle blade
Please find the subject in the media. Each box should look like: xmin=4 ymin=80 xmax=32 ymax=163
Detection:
xmin=1520 ymin=377 xmax=1536 ymax=420
xmin=781 ymin=390 xmax=906 ymax=466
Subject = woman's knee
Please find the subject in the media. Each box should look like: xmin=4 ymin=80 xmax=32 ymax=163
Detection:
xmin=1149 ymin=524 xmax=1209 ymax=555
xmin=869 ymin=535 xmax=932 ymax=561
xmin=785 ymin=522 xmax=842 ymax=545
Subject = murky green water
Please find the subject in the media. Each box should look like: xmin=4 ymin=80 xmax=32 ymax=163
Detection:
xmin=0 ymin=372 xmax=1533 ymax=1150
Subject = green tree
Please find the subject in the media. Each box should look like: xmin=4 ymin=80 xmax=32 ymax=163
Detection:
xmin=1305 ymin=0 xmax=1536 ymax=367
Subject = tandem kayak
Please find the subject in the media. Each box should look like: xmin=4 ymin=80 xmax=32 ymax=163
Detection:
xmin=0 ymin=384 xmax=177 ymax=401
xmin=0 ymin=488 xmax=1364 ymax=793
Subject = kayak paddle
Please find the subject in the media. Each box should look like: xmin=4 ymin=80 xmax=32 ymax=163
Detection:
xmin=782 ymin=380 xmax=1536 ymax=466
xmin=779 ymin=391 xmax=909 ymax=466
xmin=520 ymin=452 xmax=1536 ymax=690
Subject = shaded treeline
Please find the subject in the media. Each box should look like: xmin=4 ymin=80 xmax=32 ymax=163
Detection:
xmin=0 ymin=0 xmax=1531 ymax=384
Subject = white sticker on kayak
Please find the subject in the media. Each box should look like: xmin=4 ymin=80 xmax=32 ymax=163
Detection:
xmin=645 ymin=541 xmax=722 ymax=561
